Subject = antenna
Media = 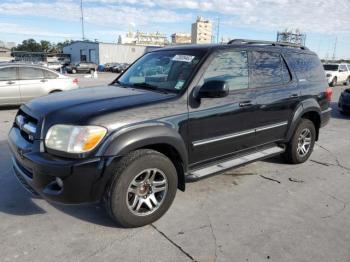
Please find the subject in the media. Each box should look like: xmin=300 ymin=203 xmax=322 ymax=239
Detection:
xmin=332 ymin=36 xmax=337 ymax=61
xmin=80 ymin=0 xmax=85 ymax=40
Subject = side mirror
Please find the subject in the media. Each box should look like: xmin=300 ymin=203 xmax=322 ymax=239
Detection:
xmin=198 ymin=80 xmax=229 ymax=98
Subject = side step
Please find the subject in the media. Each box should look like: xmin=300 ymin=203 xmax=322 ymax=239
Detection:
xmin=187 ymin=146 xmax=285 ymax=181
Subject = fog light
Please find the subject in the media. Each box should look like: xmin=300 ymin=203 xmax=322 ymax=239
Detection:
xmin=55 ymin=177 xmax=63 ymax=188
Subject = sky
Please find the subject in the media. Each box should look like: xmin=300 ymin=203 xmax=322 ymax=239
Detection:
xmin=1 ymin=0 xmax=350 ymax=59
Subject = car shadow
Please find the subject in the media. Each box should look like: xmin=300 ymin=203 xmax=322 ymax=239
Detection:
xmin=330 ymin=101 xmax=350 ymax=120
xmin=0 ymin=140 xmax=118 ymax=227
xmin=0 ymin=105 xmax=20 ymax=111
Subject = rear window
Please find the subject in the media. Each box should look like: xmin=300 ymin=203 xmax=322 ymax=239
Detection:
xmin=44 ymin=70 xmax=58 ymax=79
xmin=19 ymin=67 xmax=44 ymax=80
xmin=288 ymin=53 xmax=324 ymax=82
xmin=250 ymin=51 xmax=290 ymax=87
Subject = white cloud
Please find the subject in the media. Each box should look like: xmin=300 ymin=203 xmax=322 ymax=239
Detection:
xmin=0 ymin=23 xmax=72 ymax=38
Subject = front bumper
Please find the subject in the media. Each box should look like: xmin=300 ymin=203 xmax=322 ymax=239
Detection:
xmin=338 ymin=96 xmax=350 ymax=113
xmin=8 ymin=127 xmax=114 ymax=204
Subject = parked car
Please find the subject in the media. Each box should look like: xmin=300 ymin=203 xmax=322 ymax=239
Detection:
xmin=47 ymin=62 xmax=63 ymax=71
xmin=66 ymin=62 xmax=97 ymax=74
xmin=338 ymin=88 xmax=350 ymax=114
xmin=323 ymin=63 xmax=350 ymax=86
xmin=104 ymin=63 xmax=119 ymax=72
xmin=0 ymin=63 xmax=79 ymax=106
xmin=111 ymin=63 xmax=129 ymax=73
xmin=8 ymin=40 xmax=332 ymax=228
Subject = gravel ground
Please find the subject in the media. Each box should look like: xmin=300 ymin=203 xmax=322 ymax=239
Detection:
xmin=1 ymin=77 xmax=350 ymax=262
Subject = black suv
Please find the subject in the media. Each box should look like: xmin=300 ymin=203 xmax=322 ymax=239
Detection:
xmin=8 ymin=39 xmax=332 ymax=227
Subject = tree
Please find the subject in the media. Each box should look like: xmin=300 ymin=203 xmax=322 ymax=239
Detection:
xmin=13 ymin=39 xmax=42 ymax=52
xmin=12 ymin=39 xmax=72 ymax=53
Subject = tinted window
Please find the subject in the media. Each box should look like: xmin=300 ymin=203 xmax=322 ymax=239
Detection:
xmin=288 ymin=53 xmax=325 ymax=81
xmin=250 ymin=51 xmax=283 ymax=87
xmin=323 ymin=64 xmax=338 ymax=71
xmin=201 ymin=50 xmax=249 ymax=90
xmin=0 ymin=67 xmax=17 ymax=81
xmin=43 ymin=70 xmax=58 ymax=79
xmin=19 ymin=67 xmax=44 ymax=80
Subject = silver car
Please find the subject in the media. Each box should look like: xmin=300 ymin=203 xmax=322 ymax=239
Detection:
xmin=0 ymin=63 xmax=79 ymax=106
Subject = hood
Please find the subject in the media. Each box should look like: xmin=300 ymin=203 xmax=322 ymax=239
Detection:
xmin=324 ymin=70 xmax=335 ymax=75
xmin=23 ymin=85 xmax=176 ymax=127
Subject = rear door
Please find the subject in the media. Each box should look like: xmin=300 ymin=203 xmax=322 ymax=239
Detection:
xmin=188 ymin=49 xmax=257 ymax=166
xmin=18 ymin=67 xmax=47 ymax=102
xmin=250 ymin=50 xmax=300 ymax=146
xmin=0 ymin=66 xmax=20 ymax=105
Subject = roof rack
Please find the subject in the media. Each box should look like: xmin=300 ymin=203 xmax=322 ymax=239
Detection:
xmin=227 ymin=39 xmax=309 ymax=50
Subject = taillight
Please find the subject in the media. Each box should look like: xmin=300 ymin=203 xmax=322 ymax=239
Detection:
xmin=325 ymin=87 xmax=333 ymax=102
xmin=73 ymin=78 xmax=79 ymax=85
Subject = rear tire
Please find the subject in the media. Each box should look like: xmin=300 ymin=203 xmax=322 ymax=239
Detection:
xmin=72 ymin=69 xmax=77 ymax=74
xmin=284 ymin=119 xmax=316 ymax=164
xmin=343 ymin=76 xmax=350 ymax=86
xmin=104 ymin=149 xmax=178 ymax=228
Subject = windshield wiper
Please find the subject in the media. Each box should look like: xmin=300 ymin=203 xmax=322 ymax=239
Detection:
xmin=132 ymin=83 xmax=168 ymax=93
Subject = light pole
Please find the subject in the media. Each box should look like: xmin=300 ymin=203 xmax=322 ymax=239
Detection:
xmin=80 ymin=0 xmax=85 ymax=40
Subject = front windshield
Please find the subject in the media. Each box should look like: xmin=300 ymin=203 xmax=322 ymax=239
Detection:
xmin=117 ymin=50 xmax=204 ymax=93
xmin=323 ymin=64 xmax=338 ymax=71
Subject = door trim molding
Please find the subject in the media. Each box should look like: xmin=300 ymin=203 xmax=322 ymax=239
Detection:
xmin=192 ymin=121 xmax=288 ymax=147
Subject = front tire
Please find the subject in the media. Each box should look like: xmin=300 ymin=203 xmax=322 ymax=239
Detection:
xmin=343 ymin=76 xmax=350 ymax=86
xmin=72 ymin=69 xmax=77 ymax=74
xmin=284 ymin=119 xmax=316 ymax=164
xmin=330 ymin=77 xmax=337 ymax=87
xmin=104 ymin=149 xmax=178 ymax=228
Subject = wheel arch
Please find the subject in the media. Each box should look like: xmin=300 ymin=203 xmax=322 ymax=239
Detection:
xmin=287 ymin=99 xmax=321 ymax=141
xmin=97 ymin=123 xmax=188 ymax=191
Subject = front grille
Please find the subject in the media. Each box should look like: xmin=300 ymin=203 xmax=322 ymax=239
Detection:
xmin=14 ymin=110 xmax=38 ymax=143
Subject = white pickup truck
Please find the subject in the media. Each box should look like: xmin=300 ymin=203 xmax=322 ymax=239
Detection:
xmin=323 ymin=63 xmax=350 ymax=87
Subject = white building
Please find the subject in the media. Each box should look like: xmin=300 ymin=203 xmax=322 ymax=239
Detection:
xmin=171 ymin=33 xmax=191 ymax=45
xmin=63 ymin=41 xmax=158 ymax=65
xmin=191 ymin=16 xmax=213 ymax=44
xmin=118 ymin=31 xmax=169 ymax=46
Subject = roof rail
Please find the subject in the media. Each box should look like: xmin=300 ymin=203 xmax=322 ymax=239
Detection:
xmin=227 ymin=39 xmax=309 ymax=50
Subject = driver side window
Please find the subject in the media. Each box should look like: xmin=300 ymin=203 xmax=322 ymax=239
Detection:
xmin=199 ymin=50 xmax=249 ymax=91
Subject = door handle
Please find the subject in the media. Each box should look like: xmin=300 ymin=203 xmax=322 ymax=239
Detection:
xmin=289 ymin=94 xmax=299 ymax=98
xmin=239 ymin=101 xmax=253 ymax=107
xmin=6 ymin=81 xmax=15 ymax=85
xmin=40 ymin=79 xmax=48 ymax=83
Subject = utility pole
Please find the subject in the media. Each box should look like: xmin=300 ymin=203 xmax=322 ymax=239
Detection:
xmin=80 ymin=0 xmax=85 ymax=40
xmin=216 ymin=17 xmax=220 ymax=43
xmin=332 ymin=36 xmax=337 ymax=61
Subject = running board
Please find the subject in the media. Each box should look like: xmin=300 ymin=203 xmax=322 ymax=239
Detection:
xmin=187 ymin=146 xmax=285 ymax=181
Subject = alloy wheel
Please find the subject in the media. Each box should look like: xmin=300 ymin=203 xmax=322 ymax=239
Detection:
xmin=297 ymin=128 xmax=312 ymax=157
xmin=126 ymin=168 xmax=168 ymax=216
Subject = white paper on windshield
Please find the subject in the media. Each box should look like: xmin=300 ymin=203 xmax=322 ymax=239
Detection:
xmin=172 ymin=55 xmax=195 ymax=63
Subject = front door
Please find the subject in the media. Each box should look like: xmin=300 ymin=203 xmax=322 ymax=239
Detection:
xmin=0 ymin=66 xmax=20 ymax=105
xmin=188 ymin=49 xmax=257 ymax=167
xmin=250 ymin=50 xmax=300 ymax=146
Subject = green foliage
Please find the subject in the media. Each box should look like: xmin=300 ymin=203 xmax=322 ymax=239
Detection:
xmin=12 ymin=39 xmax=72 ymax=53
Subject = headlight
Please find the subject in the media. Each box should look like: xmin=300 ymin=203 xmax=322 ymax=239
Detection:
xmin=45 ymin=125 xmax=107 ymax=153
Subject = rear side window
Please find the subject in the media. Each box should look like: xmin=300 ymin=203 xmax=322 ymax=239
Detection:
xmin=287 ymin=53 xmax=324 ymax=82
xmin=250 ymin=51 xmax=288 ymax=87
xmin=19 ymin=67 xmax=44 ymax=80
xmin=0 ymin=67 xmax=17 ymax=81
xmin=43 ymin=70 xmax=58 ymax=79
xmin=201 ymin=50 xmax=249 ymax=91
xmin=339 ymin=65 xmax=348 ymax=72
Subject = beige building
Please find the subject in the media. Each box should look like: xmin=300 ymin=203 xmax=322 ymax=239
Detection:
xmin=171 ymin=33 xmax=191 ymax=45
xmin=191 ymin=16 xmax=213 ymax=44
